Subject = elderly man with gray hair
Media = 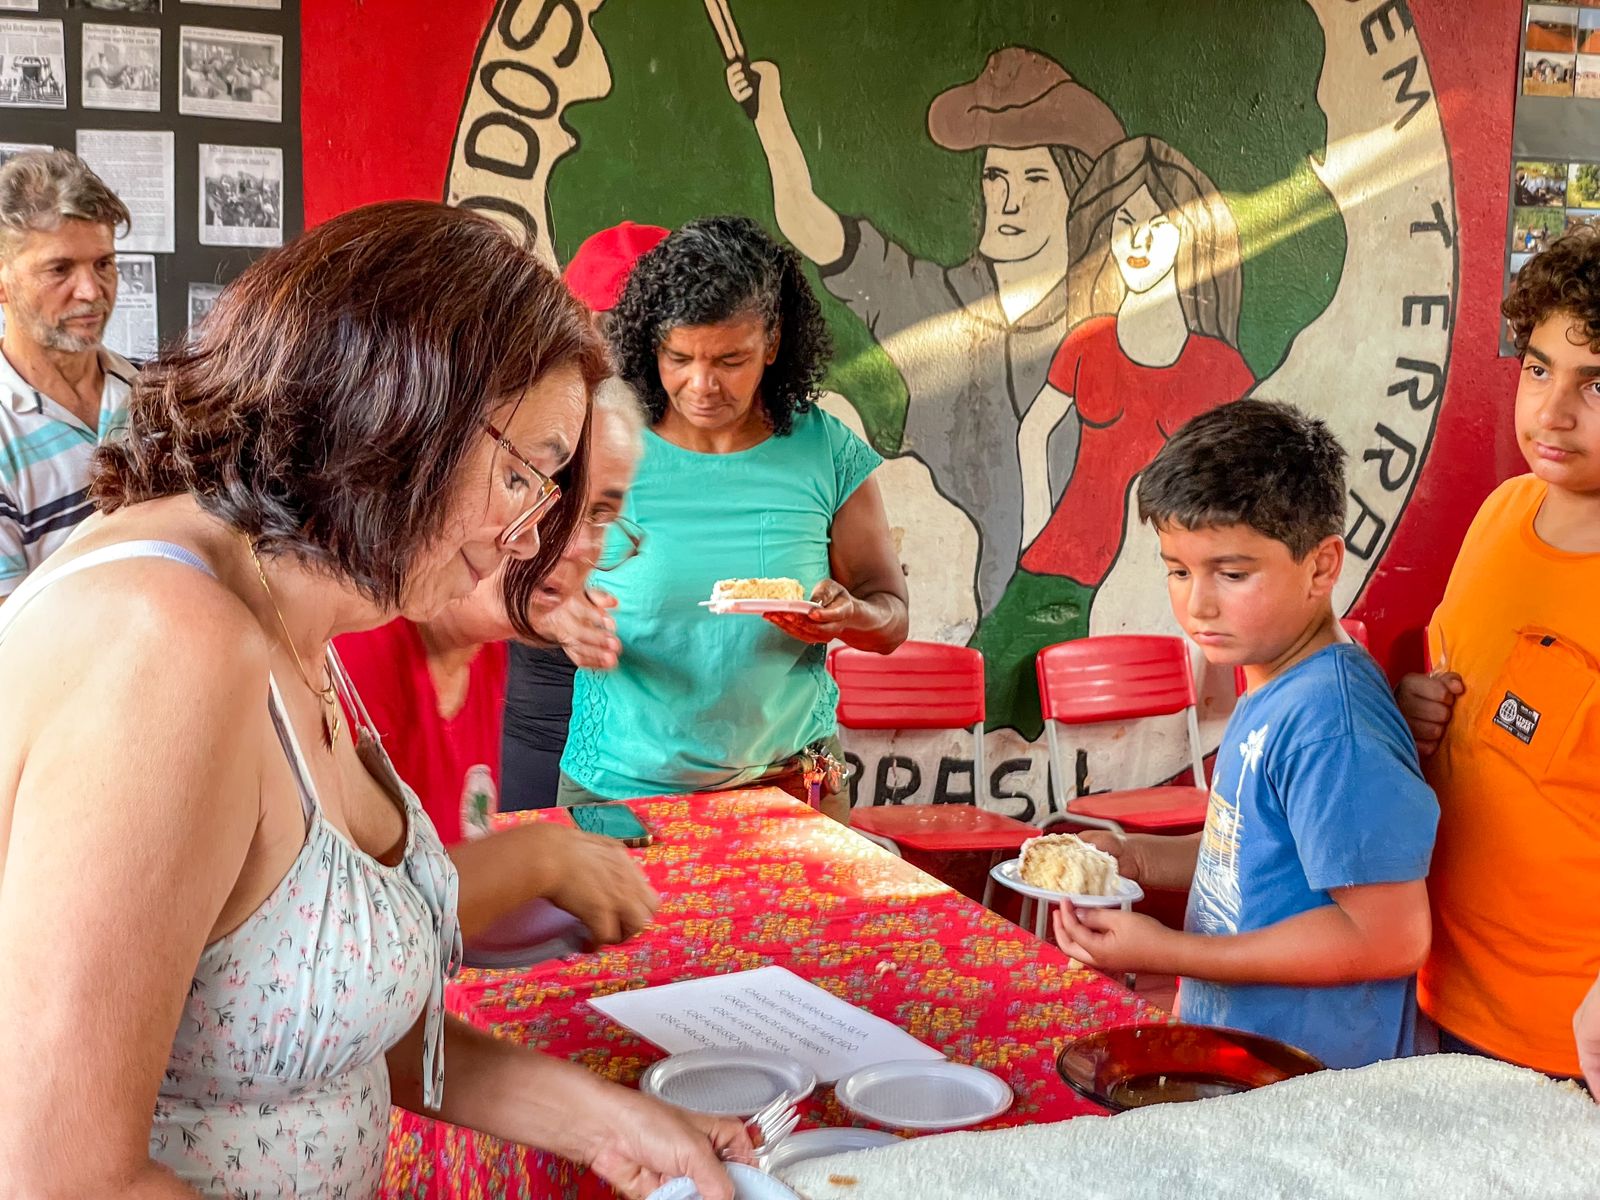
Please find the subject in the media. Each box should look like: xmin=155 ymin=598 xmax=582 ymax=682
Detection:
xmin=0 ymin=149 xmax=134 ymax=600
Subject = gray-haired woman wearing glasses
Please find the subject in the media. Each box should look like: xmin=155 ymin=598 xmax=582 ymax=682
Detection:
xmin=337 ymin=378 xmax=655 ymax=944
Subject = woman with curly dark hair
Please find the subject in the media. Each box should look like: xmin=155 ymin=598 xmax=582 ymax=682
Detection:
xmin=0 ymin=201 xmax=747 ymax=1199
xmin=554 ymin=214 xmax=907 ymax=818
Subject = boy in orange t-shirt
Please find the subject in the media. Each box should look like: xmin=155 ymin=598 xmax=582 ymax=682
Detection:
xmin=1397 ymin=227 xmax=1600 ymax=1082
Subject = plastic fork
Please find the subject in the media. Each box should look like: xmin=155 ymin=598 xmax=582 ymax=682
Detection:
xmin=721 ymin=1092 xmax=800 ymax=1170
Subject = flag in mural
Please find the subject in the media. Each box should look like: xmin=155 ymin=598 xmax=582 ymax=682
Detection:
xmin=450 ymin=0 xmax=1456 ymax=820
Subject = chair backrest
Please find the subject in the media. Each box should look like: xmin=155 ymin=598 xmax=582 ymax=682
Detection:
xmin=1035 ymin=635 xmax=1196 ymax=725
xmin=1232 ymin=617 xmax=1373 ymax=695
xmin=828 ymin=641 xmax=985 ymax=731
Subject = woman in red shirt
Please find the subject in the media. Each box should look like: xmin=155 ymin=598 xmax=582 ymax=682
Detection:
xmin=1018 ymin=135 xmax=1254 ymax=588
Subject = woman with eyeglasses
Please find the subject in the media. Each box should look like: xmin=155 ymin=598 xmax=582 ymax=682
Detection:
xmin=553 ymin=215 xmax=909 ymax=820
xmin=498 ymin=221 xmax=666 ymax=813
xmin=0 ymin=202 xmax=746 ymax=1200
xmin=337 ymin=379 xmax=658 ymax=945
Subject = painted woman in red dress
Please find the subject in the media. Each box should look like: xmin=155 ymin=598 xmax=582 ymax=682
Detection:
xmin=1018 ymin=135 xmax=1253 ymax=588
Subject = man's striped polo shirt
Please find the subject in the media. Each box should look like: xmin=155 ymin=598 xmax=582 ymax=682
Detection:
xmin=0 ymin=346 xmax=134 ymax=599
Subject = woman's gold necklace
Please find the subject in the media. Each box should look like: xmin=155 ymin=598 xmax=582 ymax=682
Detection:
xmin=245 ymin=537 xmax=341 ymax=748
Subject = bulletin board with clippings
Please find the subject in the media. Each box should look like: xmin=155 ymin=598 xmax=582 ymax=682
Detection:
xmin=1504 ymin=1 xmax=1600 ymax=353
xmin=0 ymin=0 xmax=301 ymax=364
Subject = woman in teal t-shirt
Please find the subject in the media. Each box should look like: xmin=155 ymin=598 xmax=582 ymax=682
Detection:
xmin=558 ymin=215 xmax=908 ymax=818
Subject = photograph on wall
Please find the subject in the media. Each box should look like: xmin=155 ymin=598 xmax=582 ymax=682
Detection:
xmin=103 ymin=253 xmax=158 ymax=362
xmin=199 ymin=142 xmax=282 ymax=247
xmin=1514 ymin=159 xmax=1567 ymax=206
xmin=187 ymin=281 xmax=223 ymax=325
xmin=1579 ymin=10 xmax=1600 ymax=95
xmin=1512 ymin=205 xmax=1567 ymax=254
xmin=0 ymin=18 xmax=66 ymax=108
xmin=1525 ymin=4 xmax=1578 ymax=95
xmin=1567 ymin=160 xmax=1600 ymax=207
xmin=0 ymin=141 xmax=50 ymax=165
xmin=1567 ymin=209 xmax=1598 ymax=234
xmin=1510 ymin=251 xmax=1534 ymax=277
xmin=179 ymin=26 xmax=283 ymax=123
xmin=76 ymin=128 xmax=175 ymax=253
xmin=83 ymin=23 xmax=160 ymax=112
xmin=69 ymin=1 xmax=161 ymax=11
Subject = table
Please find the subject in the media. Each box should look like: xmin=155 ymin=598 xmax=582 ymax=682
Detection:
xmin=381 ymin=790 xmax=1167 ymax=1199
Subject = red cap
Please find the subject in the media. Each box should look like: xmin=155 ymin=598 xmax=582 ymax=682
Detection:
xmin=562 ymin=220 xmax=669 ymax=313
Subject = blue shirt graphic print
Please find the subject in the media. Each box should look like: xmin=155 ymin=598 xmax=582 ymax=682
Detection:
xmin=1181 ymin=644 xmax=1439 ymax=1069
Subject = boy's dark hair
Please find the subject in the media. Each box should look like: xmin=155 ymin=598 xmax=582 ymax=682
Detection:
xmin=1503 ymin=222 xmax=1600 ymax=354
xmin=608 ymin=213 xmax=831 ymax=436
xmin=1136 ymin=399 xmax=1347 ymax=559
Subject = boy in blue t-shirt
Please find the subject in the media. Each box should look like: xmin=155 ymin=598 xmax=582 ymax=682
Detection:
xmin=1053 ymin=399 xmax=1440 ymax=1069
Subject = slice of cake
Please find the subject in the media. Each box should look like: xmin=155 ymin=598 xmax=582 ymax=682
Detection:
xmin=1018 ymin=833 xmax=1119 ymax=896
xmin=711 ymin=577 xmax=806 ymax=602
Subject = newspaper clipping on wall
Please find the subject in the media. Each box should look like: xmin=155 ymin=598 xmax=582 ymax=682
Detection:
xmin=83 ymin=23 xmax=160 ymax=112
xmin=77 ymin=128 xmax=176 ymax=254
xmin=0 ymin=18 xmax=66 ymax=108
xmin=181 ymin=0 xmax=279 ymax=8
xmin=0 ymin=2 xmax=40 ymax=13
xmin=179 ymin=25 xmax=282 ymax=123
xmin=0 ymin=141 xmax=51 ymax=166
xmin=199 ymin=143 xmax=282 ymax=247
xmin=187 ymin=282 xmax=223 ymax=326
xmin=69 ymin=2 xmax=161 ymax=12
xmin=103 ymin=253 xmax=159 ymax=362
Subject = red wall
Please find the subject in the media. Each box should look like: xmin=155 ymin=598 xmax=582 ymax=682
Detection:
xmin=301 ymin=0 xmax=1525 ymax=676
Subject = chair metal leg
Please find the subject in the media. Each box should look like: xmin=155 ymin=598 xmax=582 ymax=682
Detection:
xmin=980 ymin=850 xmax=1002 ymax=910
xmin=1034 ymin=900 xmax=1049 ymax=940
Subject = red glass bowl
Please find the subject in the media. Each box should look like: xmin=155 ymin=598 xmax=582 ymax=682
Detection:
xmin=1057 ymin=1023 xmax=1325 ymax=1112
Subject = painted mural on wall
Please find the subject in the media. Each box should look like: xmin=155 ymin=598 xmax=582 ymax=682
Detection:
xmin=449 ymin=0 xmax=1457 ymax=821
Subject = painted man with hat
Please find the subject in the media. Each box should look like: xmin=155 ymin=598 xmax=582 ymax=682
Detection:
xmin=727 ymin=46 xmax=1123 ymax=615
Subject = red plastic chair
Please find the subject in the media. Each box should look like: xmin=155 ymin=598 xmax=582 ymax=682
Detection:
xmin=832 ymin=643 xmax=1036 ymax=904
xmin=1035 ymin=635 xmax=1209 ymax=836
xmin=829 ymin=641 xmax=988 ymax=797
xmin=1232 ymin=617 xmax=1371 ymax=696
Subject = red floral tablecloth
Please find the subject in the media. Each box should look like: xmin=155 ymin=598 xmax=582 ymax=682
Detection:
xmin=383 ymin=790 xmax=1167 ymax=1198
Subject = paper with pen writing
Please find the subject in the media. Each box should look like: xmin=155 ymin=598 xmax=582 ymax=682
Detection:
xmin=588 ymin=966 xmax=943 ymax=1083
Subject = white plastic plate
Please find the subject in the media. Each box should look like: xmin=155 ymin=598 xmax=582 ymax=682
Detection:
xmin=646 ymin=1163 xmax=802 ymax=1200
xmin=699 ymin=598 xmax=815 ymax=615
xmin=763 ymin=1127 xmax=902 ymax=1174
xmin=638 ymin=1048 xmax=816 ymax=1118
xmin=834 ymin=1059 xmax=1013 ymax=1130
xmin=989 ymin=857 xmax=1145 ymax=908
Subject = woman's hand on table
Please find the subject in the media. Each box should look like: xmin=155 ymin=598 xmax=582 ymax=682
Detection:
xmin=544 ymin=825 xmax=660 ymax=946
xmin=533 ymin=588 xmax=622 ymax=669
xmin=1053 ymin=903 xmax=1179 ymax=976
xmin=585 ymin=1095 xmax=750 ymax=1200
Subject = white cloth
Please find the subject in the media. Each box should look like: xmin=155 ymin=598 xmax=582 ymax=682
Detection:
xmin=780 ymin=1056 xmax=1600 ymax=1199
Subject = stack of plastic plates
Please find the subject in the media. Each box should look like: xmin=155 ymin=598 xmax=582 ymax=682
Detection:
xmin=761 ymin=1127 xmax=901 ymax=1172
xmin=638 ymin=1048 xmax=817 ymax=1118
xmin=833 ymin=1060 xmax=1013 ymax=1130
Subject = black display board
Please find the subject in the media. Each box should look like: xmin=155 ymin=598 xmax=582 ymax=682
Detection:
xmin=0 ymin=0 xmax=301 ymax=357
xmin=1503 ymin=2 xmax=1600 ymax=353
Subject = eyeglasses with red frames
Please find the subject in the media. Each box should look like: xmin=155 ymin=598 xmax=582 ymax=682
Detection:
xmin=484 ymin=421 xmax=561 ymax=546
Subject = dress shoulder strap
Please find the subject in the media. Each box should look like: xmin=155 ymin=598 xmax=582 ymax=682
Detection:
xmin=0 ymin=539 xmax=212 ymax=646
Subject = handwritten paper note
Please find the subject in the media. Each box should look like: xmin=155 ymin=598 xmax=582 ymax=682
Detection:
xmin=588 ymin=966 xmax=943 ymax=1083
